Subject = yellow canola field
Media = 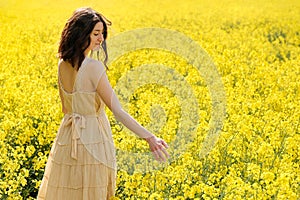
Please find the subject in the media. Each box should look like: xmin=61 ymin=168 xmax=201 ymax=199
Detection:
xmin=0 ymin=0 xmax=299 ymax=199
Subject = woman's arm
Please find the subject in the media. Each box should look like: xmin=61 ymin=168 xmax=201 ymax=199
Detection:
xmin=96 ymin=67 xmax=169 ymax=162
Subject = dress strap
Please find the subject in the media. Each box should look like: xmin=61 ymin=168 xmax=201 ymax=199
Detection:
xmin=57 ymin=60 xmax=65 ymax=92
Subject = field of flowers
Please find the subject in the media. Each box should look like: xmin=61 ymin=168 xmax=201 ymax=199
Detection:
xmin=0 ymin=0 xmax=299 ymax=199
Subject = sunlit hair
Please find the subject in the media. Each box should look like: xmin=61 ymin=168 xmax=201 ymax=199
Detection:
xmin=58 ymin=7 xmax=111 ymax=69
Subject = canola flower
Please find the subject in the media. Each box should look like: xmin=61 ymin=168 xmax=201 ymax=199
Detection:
xmin=0 ymin=0 xmax=299 ymax=199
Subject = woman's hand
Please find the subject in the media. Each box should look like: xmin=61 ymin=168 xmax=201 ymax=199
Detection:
xmin=145 ymin=136 xmax=169 ymax=162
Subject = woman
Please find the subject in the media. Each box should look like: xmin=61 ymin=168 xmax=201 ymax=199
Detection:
xmin=37 ymin=7 xmax=169 ymax=200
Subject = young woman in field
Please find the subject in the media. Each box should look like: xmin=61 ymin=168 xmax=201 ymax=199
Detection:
xmin=37 ymin=7 xmax=169 ymax=200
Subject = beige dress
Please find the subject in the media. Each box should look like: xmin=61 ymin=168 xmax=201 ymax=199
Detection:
xmin=37 ymin=57 xmax=117 ymax=200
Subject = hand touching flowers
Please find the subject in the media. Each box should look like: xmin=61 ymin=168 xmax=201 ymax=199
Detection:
xmin=145 ymin=136 xmax=169 ymax=162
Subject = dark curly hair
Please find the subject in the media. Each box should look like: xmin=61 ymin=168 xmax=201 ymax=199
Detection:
xmin=58 ymin=7 xmax=111 ymax=69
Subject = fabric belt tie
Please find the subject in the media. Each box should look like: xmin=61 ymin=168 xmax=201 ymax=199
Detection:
xmin=64 ymin=113 xmax=86 ymax=160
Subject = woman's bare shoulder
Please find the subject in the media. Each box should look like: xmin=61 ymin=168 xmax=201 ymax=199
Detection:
xmin=58 ymin=59 xmax=72 ymax=69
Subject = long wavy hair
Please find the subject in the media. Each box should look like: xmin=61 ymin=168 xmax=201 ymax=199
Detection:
xmin=58 ymin=7 xmax=111 ymax=69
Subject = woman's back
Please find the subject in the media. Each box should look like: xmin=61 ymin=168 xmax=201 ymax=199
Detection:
xmin=58 ymin=57 xmax=106 ymax=115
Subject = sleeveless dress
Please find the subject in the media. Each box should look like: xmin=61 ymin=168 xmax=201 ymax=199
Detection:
xmin=37 ymin=57 xmax=117 ymax=200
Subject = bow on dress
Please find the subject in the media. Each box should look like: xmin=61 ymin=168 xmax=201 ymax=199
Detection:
xmin=64 ymin=113 xmax=86 ymax=160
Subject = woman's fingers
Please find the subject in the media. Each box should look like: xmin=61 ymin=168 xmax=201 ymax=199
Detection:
xmin=152 ymin=149 xmax=165 ymax=162
xmin=157 ymin=150 xmax=166 ymax=162
xmin=146 ymin=136 xmax=169 ymax=162
xmin=152 ymin=150 xmax=160 ymax=161
xmin=161 ymin=146 xmax=169 ymax=159
xmin=161 ymin=139 xmax=169 ymax=148
xmin=154 ymin=144 xmax=169 ymax=162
